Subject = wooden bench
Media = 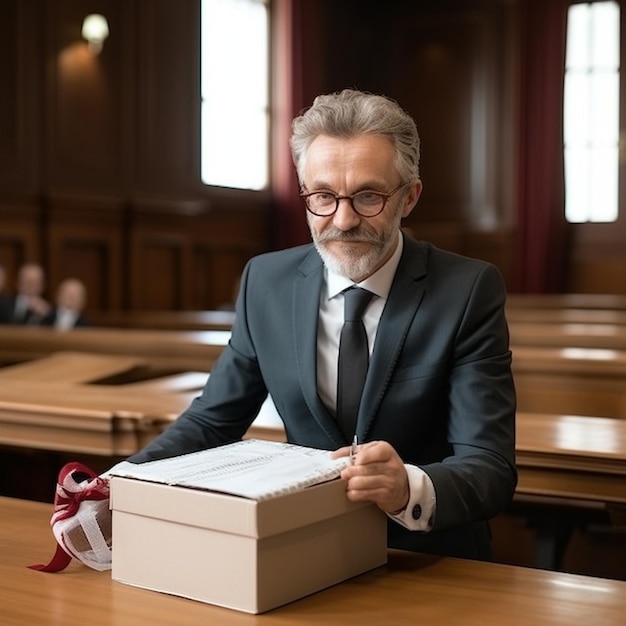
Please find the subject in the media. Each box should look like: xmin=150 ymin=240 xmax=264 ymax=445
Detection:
xmin=88 ymin=309 xmax=236 ymax=331
xmin=515 ymin=411 xmax=626 ymax=570
xmin=512 ymin=345 xmax=626 ymax=419
xmin=507 ymin=293 xmax=626 ymax=310
xmin=507 ymin=306 xmax=626 ymax=325
xmin=0 ymin=351 xmax=146 ymax=384
xmin=0 ymin=379 xmax=198 ymax=456
xmin=3 ymin=325 xmax=626 ymax=421
xmin=0 ymin=350 xmax=283 ymax=457
xmin=2 ymin=351 xmax=625 ymax=573
xmin=0 ymin=325 xmax=230 ymax=372
xmin=509 ymin=321 xmax=626 ymax=351
xmin=516 ymin=412 xmax=626 ymax=504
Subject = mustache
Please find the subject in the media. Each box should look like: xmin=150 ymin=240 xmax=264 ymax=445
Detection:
xmin=314 ymin=227 xmax=384 ymax=246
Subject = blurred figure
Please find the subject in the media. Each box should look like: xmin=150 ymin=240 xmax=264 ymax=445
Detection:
xmin=0 ymin=262 xmax=51 ymax=324
xmin=0 ymin=264 xmax=10 ymax=323
xmin=41 ymin=278 xmax=89 ymax=330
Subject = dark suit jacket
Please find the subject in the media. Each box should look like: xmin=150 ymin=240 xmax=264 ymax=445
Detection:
xmin=0 ymin=294 xmax=12 ymax=324
xmin=0 ymin=294 xmax=44 ymax=325
xmin=129 ymin=236 xmax=517 ymax=560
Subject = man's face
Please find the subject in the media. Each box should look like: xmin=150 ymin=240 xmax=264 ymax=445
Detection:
xmin=303 ymin=134 xmax=422 ymax=282
xmin=57 ymin=281 xmax=85 ymax=311
xmin=18 ymin=266 xmax=44 ymax=297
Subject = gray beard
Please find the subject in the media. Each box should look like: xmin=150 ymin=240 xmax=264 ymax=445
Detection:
xmin=307 ymin=207 xmax=403 ymax=281
xmin=312 ymin=239 xmax=380 ymax=281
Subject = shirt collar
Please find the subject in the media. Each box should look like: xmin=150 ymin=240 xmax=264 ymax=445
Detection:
xmin=326 ymin=230 xmax=404 ymax=300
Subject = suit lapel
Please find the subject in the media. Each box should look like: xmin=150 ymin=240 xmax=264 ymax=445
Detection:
xmin=292 ymin=249 xmax=343 ymax=442
xmin=357 ymin=237 xmax=428 ymax=441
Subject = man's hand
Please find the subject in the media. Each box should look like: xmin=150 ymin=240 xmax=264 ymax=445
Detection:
xmin=331 ymin=440 xmax=409 ymax=514
xmin=27 ymin=295 xmax=51 ymax=316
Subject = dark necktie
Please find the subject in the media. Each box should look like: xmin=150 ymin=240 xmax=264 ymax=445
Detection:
xmin=337 ymin=287 xmax=374 ymax=441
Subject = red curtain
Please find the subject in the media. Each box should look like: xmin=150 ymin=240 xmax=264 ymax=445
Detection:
xmin=514 ymin=0 xmax=572 ymax=293
xmin=270 ymin=0 xmax=311 ymax=250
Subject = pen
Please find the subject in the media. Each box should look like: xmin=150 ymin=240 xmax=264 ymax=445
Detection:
xmin=350 ymin=435 xmax=358 ymax=464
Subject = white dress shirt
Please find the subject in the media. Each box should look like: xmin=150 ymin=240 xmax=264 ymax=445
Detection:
xmin=316 ymin=231 xmax=436 ymax=531
xmin=55 ymin=308 xmax=79 ymax=330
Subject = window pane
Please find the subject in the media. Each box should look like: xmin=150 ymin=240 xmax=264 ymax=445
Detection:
xmin=202 ymin=104 xmax=268 ymax=190
xmin=564 ymin=1 xmax=620 ymax=223
xmin=565 ymin=148 xmax=591 ymax=222
xmin=591 ymin=73 xmax=620 ymax=144
xmin=564 ymin=73 xmax=590 ymax=146
xmin=566 ymin=4 xmax=590 ymax=69
xmin=591 ymin=146 xmax=619 ymax=221
xmin=201 ymin=0 xmax=269 ymax=190
xmin=592 ymin=1 xmax=620 ymax=68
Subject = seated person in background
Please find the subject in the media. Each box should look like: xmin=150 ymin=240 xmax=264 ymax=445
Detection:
xmin=41 ymin=278 xmax=89 ymax=330
xmin=0 ymin=264 xmax=10 ymax=323
xmin=0 ymin=262 xmax=51 ymax=324
xmin=121 ymin=89 xmax=517 ymax=562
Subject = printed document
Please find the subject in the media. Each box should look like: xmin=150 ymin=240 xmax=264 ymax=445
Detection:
xmin=109 ymin=439 xmax=351 ymax=501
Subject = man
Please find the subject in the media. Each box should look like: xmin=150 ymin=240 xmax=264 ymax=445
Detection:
xmin=128 ymin=89 xmax=516 ymax=560
xmin=0 ymin=262 xmax=50 ymax=324
xmin=0 ymin=264 xmax=9 ymax=322
xmin=41 ymin=278 xmax=90 ymax=330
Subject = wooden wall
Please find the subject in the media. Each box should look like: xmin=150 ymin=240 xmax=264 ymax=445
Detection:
xmin=1 ymin=0 xmax=625 ymax=308
xmin=0 ymin=0 xmax=269 ymax=311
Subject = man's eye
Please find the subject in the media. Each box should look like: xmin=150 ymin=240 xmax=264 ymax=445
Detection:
xmin=356 ymin=192 xmax=382 ymax=205
xmin=314 ymin=192 xmax=335 ymax=204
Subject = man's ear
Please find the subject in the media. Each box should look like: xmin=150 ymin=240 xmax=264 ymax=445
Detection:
xmin=401 ymin=180 xmax=423 ymax=218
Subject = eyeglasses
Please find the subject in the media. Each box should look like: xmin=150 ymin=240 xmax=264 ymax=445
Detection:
xmin=300 ymin=183 xmax=409 ymax=218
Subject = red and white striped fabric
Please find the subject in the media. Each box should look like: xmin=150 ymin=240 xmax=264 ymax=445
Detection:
xmin=29 ymin=462 xmax=112 ymax=572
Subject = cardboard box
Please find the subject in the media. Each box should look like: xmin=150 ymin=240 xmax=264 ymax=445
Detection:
xmin=110 ymin=475 xmax=387 ymax=613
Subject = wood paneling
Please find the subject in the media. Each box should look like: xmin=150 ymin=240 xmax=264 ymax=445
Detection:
xmin=134 ymin=0 xmax=200 ymax=193
xmin=321 ymin=1 xmax=515 ymax=233
xmin=0 ymin=0 xmax=269 ymax=311
xmin=0 ymin=198 xmax=43 ymax=290
xmin=46 ymin=194 xmax=126 ymax=310
xmin=128 ymin=197 xmax=267 ymax=310
xmin=0 ymin=0 xmax=624 ymax=302
xmin=44 ymin=0 xmax=133 ymax=193
xmin=0 ymin=1 xmax=41 ymax=192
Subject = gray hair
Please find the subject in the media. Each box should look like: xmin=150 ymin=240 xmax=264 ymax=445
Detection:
xmin=290 ymin=89 xmax=421 ymax=185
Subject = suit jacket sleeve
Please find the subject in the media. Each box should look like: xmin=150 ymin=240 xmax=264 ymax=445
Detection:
xmin=415 ymin=259 xmax=517 ymax=532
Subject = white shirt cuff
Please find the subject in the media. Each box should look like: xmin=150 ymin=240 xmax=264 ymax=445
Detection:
xmin=387 ymin=464 xmax=436 ymax=531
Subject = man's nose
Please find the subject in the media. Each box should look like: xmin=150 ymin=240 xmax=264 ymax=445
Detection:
xmin=332 ymin=198 xmax=361 ymax=230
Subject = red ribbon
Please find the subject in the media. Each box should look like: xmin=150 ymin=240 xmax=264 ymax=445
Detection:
xmin=29 ymin=462 xmax=110 ymax=573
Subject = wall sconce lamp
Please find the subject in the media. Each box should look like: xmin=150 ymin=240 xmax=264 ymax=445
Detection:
xmin=82 ymin=14 xmax=109 ymax=54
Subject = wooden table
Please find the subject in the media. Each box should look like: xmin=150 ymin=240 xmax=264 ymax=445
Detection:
xmin=0 ymin=380 xmax=197 ymax=456
xmin=0 ymin=351 xmax=147 ymax=384
xmin=507 ymin=306 xmax=626 ymax=325
xmin=512 ymin=345 xmax=626 ymax=419
xmin=515 ymin=411 xmax=626 ymax=570
xmin=507 ymin=293 xmax=626 ymax=310
xmin=89 ymin=309 xmax=236 ymax=331
xmin=2 ymin=353 xmax=625 ymax=576
xmin=510 ymin=321 xmax=626 ymax=350
xmin=516 ymin=412 xmax=626 ymax=505
xmin=0 ymin=351 xmax=282 ymax=457
xmin=2 ymin=496 xmax=625 ymax=625
xmin=0 ymin=351 xmax=203 ymax=457
xmin=0 ymin=325 xmax=230 ymax=371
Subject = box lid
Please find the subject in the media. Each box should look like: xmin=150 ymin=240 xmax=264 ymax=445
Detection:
xmin=110 ymin=475 xmax=373 ymax=539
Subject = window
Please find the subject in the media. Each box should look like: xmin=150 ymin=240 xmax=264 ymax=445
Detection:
xmin=564 ymin=1 xmax=620 ymax=223
xmin=200 ymin=0 xmax=269 ymax=190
